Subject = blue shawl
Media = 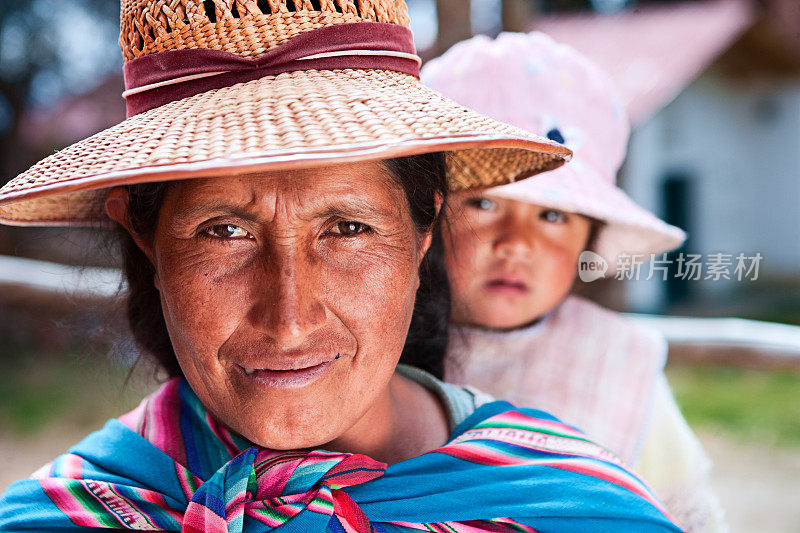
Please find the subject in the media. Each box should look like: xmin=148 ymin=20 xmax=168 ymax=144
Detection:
xmin=0 ymin=378 xmax=680 ymax=532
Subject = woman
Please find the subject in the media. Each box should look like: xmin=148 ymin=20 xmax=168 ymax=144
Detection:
xmin=422 ymin=32 xmax=724 ymax=531
xmin=0 ymin=1 xmax=679 ymax=531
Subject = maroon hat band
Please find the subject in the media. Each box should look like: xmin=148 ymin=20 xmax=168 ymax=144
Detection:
xmin=122 ymin=22 xmax=420 ymax=117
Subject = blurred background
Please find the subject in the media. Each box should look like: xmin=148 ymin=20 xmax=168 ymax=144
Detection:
xmin=0 ymin=0 xmax=799 ymax=530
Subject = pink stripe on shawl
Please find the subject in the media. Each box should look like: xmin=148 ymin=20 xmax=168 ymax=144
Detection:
xmin=39 ymin=479 xmax=110 ymax=528
xmin=182 ymin=500 xmax=228 ymax=533
xmin=120 ymin=379 xmax=189 ymax=468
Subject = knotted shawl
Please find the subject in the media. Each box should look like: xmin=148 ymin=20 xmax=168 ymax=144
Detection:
xmin=0 ymin=378 xmax=680 ymax=532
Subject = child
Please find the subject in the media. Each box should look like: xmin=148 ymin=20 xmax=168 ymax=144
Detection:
xmin=423 ymin=32 xmax=726 ymax=532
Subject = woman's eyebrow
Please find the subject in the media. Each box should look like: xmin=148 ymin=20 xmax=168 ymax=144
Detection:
xmin=172 ymin=194 xmax=399 ymax=223
xmin=171 ymin=200 xmax=261 ymax=224
xmin=314 ymin=198 xmax=398 ymax=221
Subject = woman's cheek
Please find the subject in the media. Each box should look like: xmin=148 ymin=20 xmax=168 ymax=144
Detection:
xmin=320 ymin=240 xmax=418 ymax=342
xmin=157 ymin=247 xmax=253 ymax=347
xmin=323 ymin=234 xmax=417 ymax=288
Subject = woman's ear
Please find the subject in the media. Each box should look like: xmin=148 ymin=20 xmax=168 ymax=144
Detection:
xmin=105 ymin=188 xmax=156 ymax=265
xmin=418 ymin=193 xmax=444 ymax=261
xmin=433 ymin=193 xmax=444 ymax=218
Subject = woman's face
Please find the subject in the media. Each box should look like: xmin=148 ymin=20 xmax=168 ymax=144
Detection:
xmin=119 ymin=162 xmax=431 ymax=449
xmin=444 ymin=192 xmax=591 ymax=330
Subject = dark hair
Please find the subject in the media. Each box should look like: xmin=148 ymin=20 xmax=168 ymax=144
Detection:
xmin=386 ymin=155 xmax=450 ymax=379
xmin=118 ymin=153 xmax=450 ymax=380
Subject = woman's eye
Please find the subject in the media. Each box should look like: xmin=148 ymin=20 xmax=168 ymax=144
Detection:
xmin=541 ymin=209 xmax=568 ymax=224
xmin=466 ymin=197 xmax=497 ymax=211
xmin=203 ymin=224 xmax=250 ymax=239
xmin=330 ymin=221 xmax=370 ymax=236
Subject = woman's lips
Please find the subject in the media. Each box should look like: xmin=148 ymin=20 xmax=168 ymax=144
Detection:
xmin=236 ymin=356 xmax=340 ymax=389
xmin=484 ymin=278 xmax=530 ymax=295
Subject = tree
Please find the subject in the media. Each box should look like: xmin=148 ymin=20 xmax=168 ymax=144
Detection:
xmin=435 ymin=0 xmax=473 ymax=55
xmin=0 ymin=0 xmax=120 ymax=183
xmin=0 ymin=0 xmax=120 ymax=259
xmin=502 ymin=0 xmax=541 ymax=32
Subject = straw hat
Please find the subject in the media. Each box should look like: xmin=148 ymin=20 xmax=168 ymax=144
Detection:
xmin=422 ymin=32 xmax=686 ymax=266
xmin=0 ymin=0 xmax=572 ymax=227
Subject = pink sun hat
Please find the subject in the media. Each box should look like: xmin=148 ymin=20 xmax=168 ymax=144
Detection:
xmin=422 ymin=32 xmax=686 ymax=267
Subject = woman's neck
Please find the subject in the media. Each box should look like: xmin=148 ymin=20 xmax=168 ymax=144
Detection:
xmin=324 ymin=371 xmax=450 ymax=464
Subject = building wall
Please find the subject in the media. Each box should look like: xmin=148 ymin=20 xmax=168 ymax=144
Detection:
xmin=621 ymin=71 xmax=800 ymax=312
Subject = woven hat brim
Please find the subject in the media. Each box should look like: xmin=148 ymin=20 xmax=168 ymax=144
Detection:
xmin=0 ymin=69 xmax=569 ymax=226
xmin=488 ymin=161 xmax=687 ymax=266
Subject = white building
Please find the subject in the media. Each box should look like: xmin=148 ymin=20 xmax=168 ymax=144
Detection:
xmin=625 ymin=73 xmax=800 ymax=310
xmin=535 ymin=0 xmax=800 ymax=313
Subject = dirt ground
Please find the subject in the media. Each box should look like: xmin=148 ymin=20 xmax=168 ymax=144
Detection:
xmin=697 ymin=429 xmax=800 ymax=532
xmin=1 ymin=426 xmax=798 ymax=530
xmin=0 ymin=423 xmax=95 ymax=490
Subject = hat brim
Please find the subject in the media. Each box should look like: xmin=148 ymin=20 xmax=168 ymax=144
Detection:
xmin=487 ymin=161 xmax=686 ymax=266
xmin=0 ymin=68 xmax=570 ymax=226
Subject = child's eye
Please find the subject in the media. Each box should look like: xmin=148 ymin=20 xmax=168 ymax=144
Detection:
xmin=541 ymin=209 xmax=568 ymax=224
xmin=202 ymin=224 xmax=251 ymax=239
xmin=466 ymin=197 xmax=498 ymax=212
xmin=329 ymin=221 xmax=371 ymax=236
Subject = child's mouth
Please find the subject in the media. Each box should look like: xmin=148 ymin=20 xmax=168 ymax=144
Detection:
xmin=485 ymin=278 xmax=530 ymax=294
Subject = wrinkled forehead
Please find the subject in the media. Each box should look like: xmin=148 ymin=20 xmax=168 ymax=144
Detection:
xmin=159 ymin=160 xmax=405 ymax=222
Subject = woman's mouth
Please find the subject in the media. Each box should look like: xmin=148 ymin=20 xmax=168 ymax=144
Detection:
xmin=237 ymin=355 xmax=340 ymax=389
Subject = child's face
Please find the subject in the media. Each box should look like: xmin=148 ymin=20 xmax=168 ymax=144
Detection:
xmin=444 ymin=192 xmax=592 ymax=329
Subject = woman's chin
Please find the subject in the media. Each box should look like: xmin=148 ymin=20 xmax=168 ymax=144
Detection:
xmin=233 ymin=424 xmax=333 ymax=451
xmin=251 ymin=433 xmax=335 ymax=451
xmin=226 ymin=405 xmax=352 ymax=451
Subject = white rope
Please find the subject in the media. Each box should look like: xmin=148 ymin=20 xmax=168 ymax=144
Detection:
xmin=122 ymin=71 xmax=227 ymax=98
xmin=299 ymin=49 xmax=421 ymax=63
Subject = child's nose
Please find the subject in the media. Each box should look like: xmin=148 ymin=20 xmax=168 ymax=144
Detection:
xmin=493 ymin=218 xmax=536 ymax=260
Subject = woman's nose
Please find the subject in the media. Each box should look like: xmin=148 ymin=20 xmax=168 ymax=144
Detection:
xmin=252 ymin=250 xmax=326 ymax=347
